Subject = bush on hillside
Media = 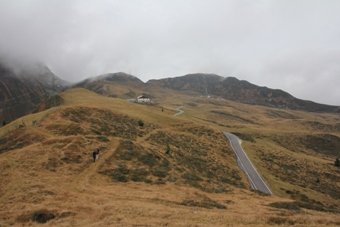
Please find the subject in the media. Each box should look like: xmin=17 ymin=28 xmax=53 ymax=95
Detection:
xmin=335 ymin=158 xmax=340 ymax=167
xmin=138 ymin=153 xmax=158 ymax=167
xmin=269 ymin=202 xmax=300 ymax=211
xmin=181 ymin=173 xmax=202 ymax=181
xmin=180 ymin=199 xmax=226 ymax=209
xmin=31 ymin=209 xmax=55 ymax=223
xmin=138 ymin=119 xmax=144 ymax=127
xmin=106 ymin=166 xmax=130 ymax=182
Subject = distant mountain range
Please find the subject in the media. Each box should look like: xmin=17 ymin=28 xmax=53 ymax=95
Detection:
xmin=148 ymin=73 xmax=340 ymax=112
xmin=77 ymin=72 xmax=340 ymax=113
xmin=1 ymin=60 xmax=339 ymax=123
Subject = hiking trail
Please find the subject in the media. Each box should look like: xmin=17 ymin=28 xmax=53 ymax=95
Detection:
xmin=68 ymin=139 xmax=120 ymax=192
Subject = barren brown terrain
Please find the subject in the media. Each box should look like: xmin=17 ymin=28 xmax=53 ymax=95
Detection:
xmin=0 ymin=88 xmax=340 ymax=226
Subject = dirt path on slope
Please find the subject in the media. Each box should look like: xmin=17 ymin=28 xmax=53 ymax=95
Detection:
xmin=67 ymin=139 xmax=120 ymax=192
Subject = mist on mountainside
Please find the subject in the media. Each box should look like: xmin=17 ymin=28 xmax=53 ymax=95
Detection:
xmin=1 ymin=55 xmax=340 ymax=125
xmin=0 ymin=57 xmax=70 ymax=122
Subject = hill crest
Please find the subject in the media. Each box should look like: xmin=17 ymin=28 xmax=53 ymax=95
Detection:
xmin=146 ymin=73 xmax=340 ymax=112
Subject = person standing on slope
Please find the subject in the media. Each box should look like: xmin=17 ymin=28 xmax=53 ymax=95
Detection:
xmin=95 ymin=148 xmax=100 ymax=161
xmin=92 ymin=149 xmax=97 ymax=162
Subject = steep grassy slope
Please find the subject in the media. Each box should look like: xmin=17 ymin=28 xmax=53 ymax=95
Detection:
xmin=0 ymin=88 xmax=340 ymax=226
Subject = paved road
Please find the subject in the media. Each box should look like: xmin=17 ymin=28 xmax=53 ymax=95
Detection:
xmin=174 ymin=106 xmax=184 ymax=116
xmin=223 ymin=132 xmax=272 ymax=194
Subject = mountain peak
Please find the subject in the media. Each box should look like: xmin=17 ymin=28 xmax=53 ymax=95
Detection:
xmin=97 ymin=72 xmax=143 ymax=83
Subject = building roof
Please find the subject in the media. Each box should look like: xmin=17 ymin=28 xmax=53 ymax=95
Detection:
xmin=137 ymin=95 xmax=148 ymax=99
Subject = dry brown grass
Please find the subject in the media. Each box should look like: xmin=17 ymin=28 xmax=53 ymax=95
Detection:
xmin=0 ymin=88 xmax=340 ymax=226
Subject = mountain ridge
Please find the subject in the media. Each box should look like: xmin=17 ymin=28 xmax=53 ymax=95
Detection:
xmin=147 ymin=73 xmax=340 ymax=113
xmin=1 ymin=62 xmax=340 ymax=124
xmin=75 ymin=72 xmax=340 ymax=113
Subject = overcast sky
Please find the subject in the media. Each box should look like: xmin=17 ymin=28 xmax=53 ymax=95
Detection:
xmin=1 ymin=0 xmax=340 ymax=105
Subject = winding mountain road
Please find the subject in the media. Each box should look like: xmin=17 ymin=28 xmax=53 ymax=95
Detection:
xmin=174 ymin=106 xmax=184 ymax=116
xmin=223 ymin=132 xmax=272 ymax=194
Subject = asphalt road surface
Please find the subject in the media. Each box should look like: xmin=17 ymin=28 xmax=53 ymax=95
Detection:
xmin=174 ymin=106 xmax=184 ymax=116
xmin=223 ymin=132 xmax=272 ymax=195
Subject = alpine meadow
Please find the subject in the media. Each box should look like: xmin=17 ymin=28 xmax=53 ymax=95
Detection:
xmin=1 ymin=71 xmax=340 ymax=226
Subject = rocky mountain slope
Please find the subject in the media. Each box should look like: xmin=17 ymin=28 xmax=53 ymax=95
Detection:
xmin=0 ymin=60 xmax=69 ymax=123
xmin=75 ymin=72 xmax=340 ymax=113
xmin=148 ymin=73 xmax=340 ymax=113
xmin=73 ymin=72 xmax=146 ymax=99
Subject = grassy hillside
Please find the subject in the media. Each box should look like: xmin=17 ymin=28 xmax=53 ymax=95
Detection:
xmin=0 ymin=88 xmax=340 ymax=226
xmin=181 ymin=98 xmax=340 ymax=207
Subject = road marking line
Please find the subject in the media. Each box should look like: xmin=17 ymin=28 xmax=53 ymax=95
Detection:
xmin=223 ymin=132 xmax=272 ymax=194
xmin=236 ymin=137 xmax=273 ymax=194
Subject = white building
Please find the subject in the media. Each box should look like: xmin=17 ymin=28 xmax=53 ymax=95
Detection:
xmin=137 ymin=95 xmax=151 ymax=103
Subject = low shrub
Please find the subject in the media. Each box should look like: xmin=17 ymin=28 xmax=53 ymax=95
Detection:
xmin=267 ymin=216 xmax=295 ymax=225
xmin=269 ymin=202 xmax=300 ymax=211
xmin=138 ymin=153 xmax=158 ymax=167
xmin=110 ymin=172 xmax=128 ymax=182
xmin=152 ymin=170 xmax=167 ymax=178
xmin=180 ymin=199 xmax=226 ymax=209
xmin=119 ymin=151 xmax=137 ymax=160
xmin=107 ymin=166 xmax=130 ymax=182
xmin=131 ymin=168 xmax=149 ymax=182
xmin=144 ymin=179 xmax=152 ymax=184
xmin=181 ymin=173 xmax=202 ymax=181
xmin=138 ymin=120 xmax=144 ymax=127
xmin=31 ymin=209 xmax=55 ymax=223
xmin=131 ymin=174 xmax=145 ymax=182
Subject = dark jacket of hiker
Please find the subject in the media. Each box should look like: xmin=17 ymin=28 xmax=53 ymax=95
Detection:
xmin=92 ymin=150 xmax=97 ymax=162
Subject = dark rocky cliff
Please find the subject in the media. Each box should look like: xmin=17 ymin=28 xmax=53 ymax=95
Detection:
xmin=0 ymin=61 xmax=68 ymax=123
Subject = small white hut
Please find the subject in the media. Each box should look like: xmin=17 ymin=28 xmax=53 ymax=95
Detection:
xmin=137 ymin=95 xmax=151 ymax=103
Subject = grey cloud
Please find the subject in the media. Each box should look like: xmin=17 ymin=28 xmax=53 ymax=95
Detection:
xmin=0 ymin=0 xmax=340 ymax=105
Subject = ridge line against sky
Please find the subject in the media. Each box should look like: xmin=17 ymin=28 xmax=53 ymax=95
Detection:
xmin=0 ymin=0 xmax=340 ymax=105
